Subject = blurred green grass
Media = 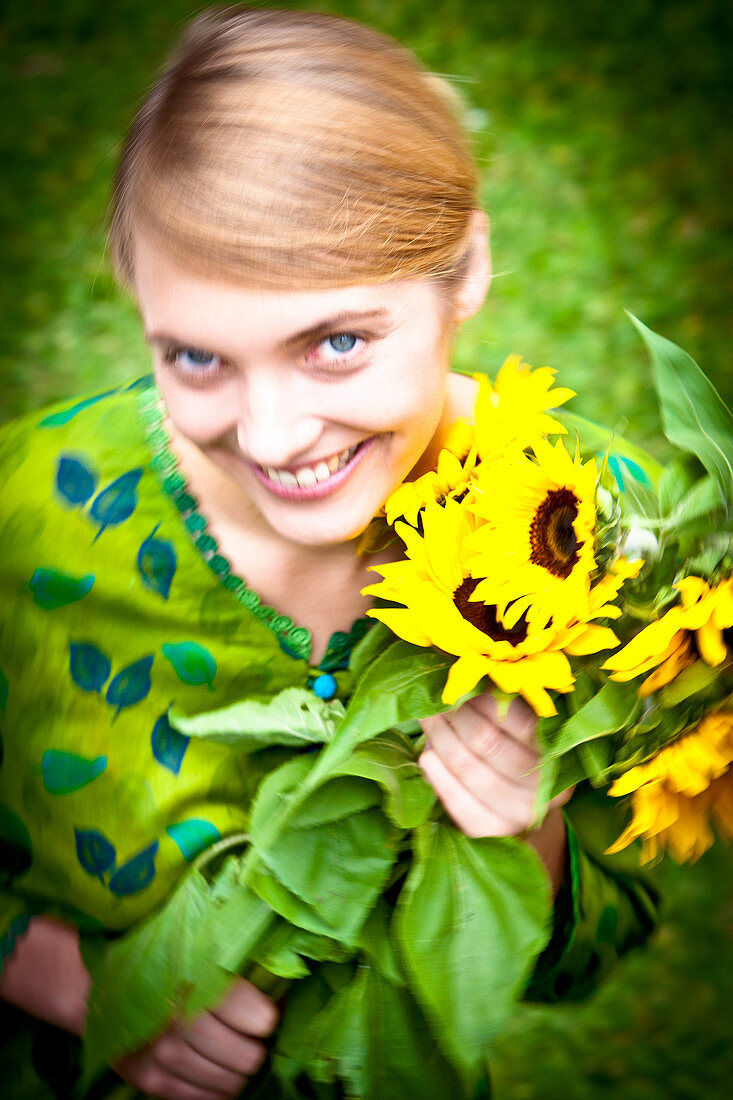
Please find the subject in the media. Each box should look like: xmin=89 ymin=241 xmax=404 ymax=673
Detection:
xmin=1 ymin=1 xmax=732 ymax=1096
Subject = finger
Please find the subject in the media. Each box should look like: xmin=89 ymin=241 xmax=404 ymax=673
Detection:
xmin=178 ymin=1013 xmax=267 ymax=1077
xmin=420 ymin=747 xmax=534 ymax=837
xmin=115 ymin=1048 xmax=236 ymax=1100
xmin=212 ymin=978 xmax=279 ymax=1038
xmin=422 ymin=713 xmax=539 ymax=817
xmin=548 ymin=785 xmax=575 ymax=810
xmin=153 ymin=1031 xmax=249 ymax=1093
xmin=447 ymin=701 xmax=539 ymax=785
xmin=470 ymin=692 xmax=538 ymax=748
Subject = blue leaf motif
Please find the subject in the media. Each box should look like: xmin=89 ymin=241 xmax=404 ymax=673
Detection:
xmin=69 ymin=643 xmax=112 ymax=694
xmin=42 ymin=750 xmax=107 ymax=795
xmin=105 ymin=655 xmax=154 ymax=717
xmin=151 ymin=712 xmax=189 ymax=775
xmin=89 ymin=468 xmax=143 ymax=542
xmin=75 ymin=828 xmax=116 ymax=882
xmin=108 ymin=840 xmax=159 ymax=896
xmin=39 ymin=390 xmax=118 ymax=428
xmin=166 ymin=819 xmax=221 ymax=862
xmin=607 ymin=453 xmax=651 ymax=493
xmin=161 ymin=642 xmax=217 ymax=691
xmin=30 ymin=568 xmax=95 ymax=610
xmin=55 ymin=455 xmax=98 ymax=508
xmin=124 ymin=375 xmax=154 ymax=392
xmin=137 ymin=525 xmax=177 ymax=600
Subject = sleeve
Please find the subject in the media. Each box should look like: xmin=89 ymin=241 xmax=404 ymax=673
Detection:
xmin=525 ymin=784 xmax=660 ymax=1003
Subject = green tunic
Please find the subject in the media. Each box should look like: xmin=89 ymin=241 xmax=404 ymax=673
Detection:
xmin=0 ymin=381 xmax=658 ymax=1098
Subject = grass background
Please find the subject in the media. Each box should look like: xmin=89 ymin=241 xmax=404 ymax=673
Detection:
xmin=1 ymin=0 xmax=732 ymax=1096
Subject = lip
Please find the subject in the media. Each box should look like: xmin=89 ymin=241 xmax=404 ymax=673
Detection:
xmin=250 ymin=437 xmax=376 ymax=501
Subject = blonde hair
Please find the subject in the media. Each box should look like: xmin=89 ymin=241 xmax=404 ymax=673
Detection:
xmin=109 ymin=6 xmax=480 ymax=289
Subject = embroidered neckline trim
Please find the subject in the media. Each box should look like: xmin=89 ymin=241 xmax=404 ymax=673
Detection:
xmin=137 ymin=383 xmax=320 ymax=661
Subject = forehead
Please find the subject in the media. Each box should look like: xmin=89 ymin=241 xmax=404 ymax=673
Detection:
xmin=133 ymin=232 xmax=445 ymax=351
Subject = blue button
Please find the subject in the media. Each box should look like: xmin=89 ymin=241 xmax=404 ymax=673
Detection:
xmin=312 ymin=673 xmax=337 ymax=700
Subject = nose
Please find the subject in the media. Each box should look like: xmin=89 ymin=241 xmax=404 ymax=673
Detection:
xmin=234 ymin=369 xmax=323 ymax=467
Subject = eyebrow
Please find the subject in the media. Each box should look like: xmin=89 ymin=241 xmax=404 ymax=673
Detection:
xmin=145 ymin=309 xmax=393 ymax=353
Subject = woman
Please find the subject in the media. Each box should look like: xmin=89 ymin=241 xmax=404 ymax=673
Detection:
xmin=0 ymin=8 xmax=656 ymax=1098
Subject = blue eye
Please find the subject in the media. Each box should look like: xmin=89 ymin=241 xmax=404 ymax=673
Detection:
xmin=328 ymin=333 xmax=357 ymax=353
xmin=164 ymin=346 xmax=222 ymax=377
xmin=178 ymin=348 xmax=217 ymax=369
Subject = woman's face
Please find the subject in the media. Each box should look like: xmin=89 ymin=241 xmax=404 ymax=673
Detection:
xmin=134 ymin=234 xmax=459 ymax=548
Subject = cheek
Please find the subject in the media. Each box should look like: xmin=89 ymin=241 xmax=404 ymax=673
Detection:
xmin=155 ymin=372 xmax=237 ymax=446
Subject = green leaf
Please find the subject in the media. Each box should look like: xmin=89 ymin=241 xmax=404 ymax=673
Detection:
xmin=248 ymin=865 xmax=350 ymax=941
xmin=335 ymin=641 xmax=455 ymax=757
xmin=686 ymin=534 xmax=733 ymax=575
xmin=248 ymin=756 xmax=398 ymax=943
xmin=670 ymin=475 xmax=728 ymax=530
xmin=82 ymin=869 xmax=231 ymax=1080
xmin=657 ymin=455 xmax=704 ymax=516
xmin=577 ymin=737 xmax=614 ymax=784
xmin=277 ymin=964 xmax=471 ymax=1100
xmin=252 ymin=921 xmax=349 ymax=980
xmin=348 ymin=620 xmax=395 ymax=680
xmin=629 ymin=312 xmax=733 ymax=509
xmin=331 ymin=730 xmax=437 ymax=829
xmin=395 ymin=824 xmax=551 ymax=1073
xmin=356 ymin=898 xmax=405 ymax=986
xmin=544 ymin=679 xmax=640 ymax=759
xmin=170 ymin=687 xmax=345 ymax=748
xmin=82 ymin=859 xmax=275 ymax=1084
xmin=659 ymin=660 xmax=722 ymax=707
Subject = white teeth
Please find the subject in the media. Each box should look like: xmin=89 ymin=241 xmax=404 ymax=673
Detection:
xmin=264 ymin=442 xmax=361 ymax=487
xmin=295 ymin=467 xmax=317 ymax=487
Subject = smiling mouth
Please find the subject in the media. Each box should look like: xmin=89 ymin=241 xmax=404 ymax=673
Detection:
xmin=252 ymin=438 xmax=375 ymax=500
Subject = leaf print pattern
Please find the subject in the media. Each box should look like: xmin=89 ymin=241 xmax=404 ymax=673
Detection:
xmin=30 ymin=568 xmax=95 ymax=610
xmin=55 ymin=455 xmax=98 ymax=508
xmin=151 ymin=712 xmax=189 ymax=775
xmin=137 ymin=526 xmax=177 ymax=600
xmin=75 ymin=828 xmax=116 ymax=883
xmin=105 ymin=655 xmax=154 ymax=718
xmin=42 ymin=750 xmax=107 ymax=795
xmin=89 ymin=469 xmax=144 ymax=542
xmin=165 ymin=819 xmax=221 ymax=862
xmin=108 ymin=840 xmax=159 ymax=896
xmin=69 ymin=643 xmax=112 ymax=694
xmin=38 ymin=390 xmax=118 ymax=428
xmin=162 ymin=642 xmax=217 ymax=690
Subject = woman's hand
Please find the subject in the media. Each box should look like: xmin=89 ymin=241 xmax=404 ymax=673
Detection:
xmin=0 ymin=916 xmax=278 ymax=1100
xmin=419 ymin=692 xmax=572 ymax=893
xmin=113 ymin=978 xmax=278 ymax=1100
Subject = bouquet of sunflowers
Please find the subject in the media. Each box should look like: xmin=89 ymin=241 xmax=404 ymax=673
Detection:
xmin=367 ymin=314 xmax=733 ymax=865
xmin=81 ymin=317 xmax=732 ymax=1100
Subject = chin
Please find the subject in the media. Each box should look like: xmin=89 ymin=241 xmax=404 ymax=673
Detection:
xmin=270 ymin=504 xmax=381 ymax=549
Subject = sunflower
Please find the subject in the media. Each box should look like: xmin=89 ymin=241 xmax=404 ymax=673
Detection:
xmin=606 ymin=712 xmax=733 ymax=862
xmin=362 ymin=498 xmax=627 ymax=716
xmin=384 ymin=419 xmax=478 ymax=527
xmin=603 ymin=576 xmax=733 ymax=693
xmin=466 ymin=437 xmax=601 ymax=630
xmin=473 ymin=354 xmax=575 ymax=463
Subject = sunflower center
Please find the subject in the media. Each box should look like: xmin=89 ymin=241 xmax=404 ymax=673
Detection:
xmin=529 ymin=488 xmax=580 ymax=579
xmin=453 ymin=578 xmax=528 ymax=644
